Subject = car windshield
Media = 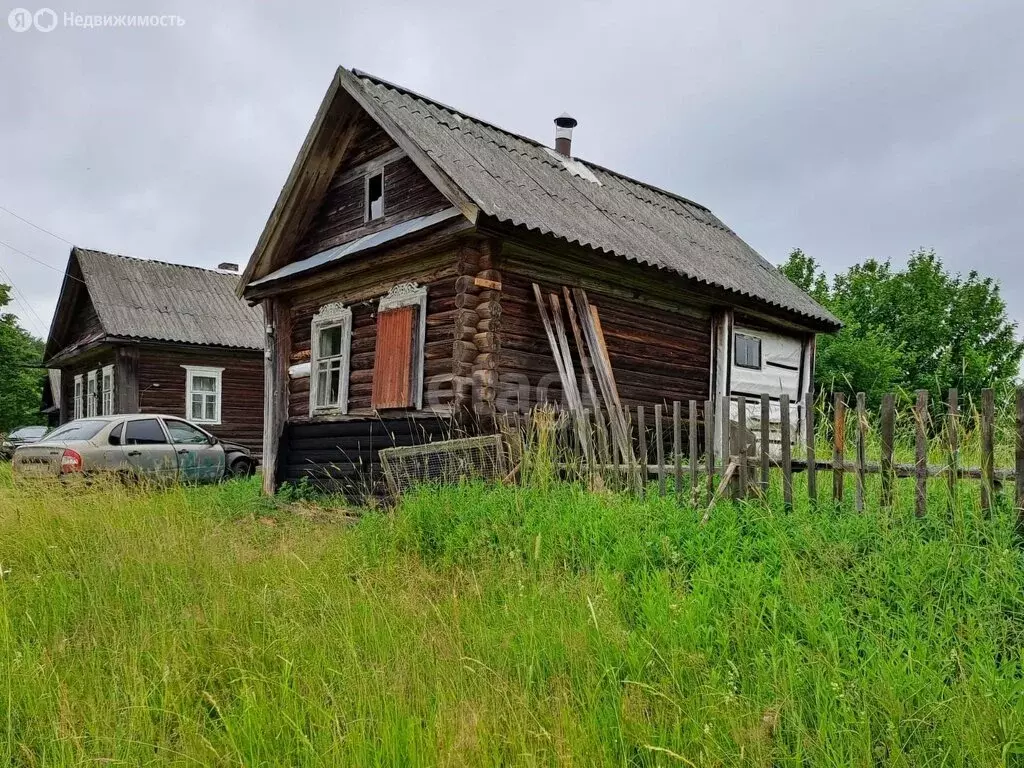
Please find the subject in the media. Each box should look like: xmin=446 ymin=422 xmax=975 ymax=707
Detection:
xmin=10 ymin=426 xmax=48 ymax=439
xmin=43 ymin=420 xmax=107 ymax=442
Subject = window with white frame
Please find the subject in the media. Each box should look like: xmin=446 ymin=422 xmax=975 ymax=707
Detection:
xmin=86 ymin=370 xmax=98 ymax=417
xmin=309 ymin=302 xmax=353 ymax=414
xmin=101 ymin=365 xmax=115 ymax=415
xmin=182 ymin=366 xmax=223 ymax=424
xmin=73 ymin=374 xmax=84 ymax=420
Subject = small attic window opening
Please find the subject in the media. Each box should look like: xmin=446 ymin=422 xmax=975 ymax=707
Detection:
xmin=366 ymin=170 xmax=384 ymax=221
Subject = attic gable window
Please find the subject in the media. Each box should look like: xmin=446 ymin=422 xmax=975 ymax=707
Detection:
xmin=309 ymin=302 xmax=353 ymax=414
xmin=371 ymin=283 xmax=427 ymax=410
xmin=734 ymin=333 xmax=762 ymax=370
xmin=365 ymin=170 xmax=384 ymax=221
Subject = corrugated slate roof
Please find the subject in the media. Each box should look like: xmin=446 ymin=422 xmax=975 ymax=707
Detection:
xmin=345 ymin=69 xmax=839 ymax=329
xmin=74 ymin=248 xmax=264 ymax=349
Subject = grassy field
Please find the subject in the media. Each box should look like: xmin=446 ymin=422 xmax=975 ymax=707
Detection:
xmin=1 ymin=463 xmax=1023 ymax=766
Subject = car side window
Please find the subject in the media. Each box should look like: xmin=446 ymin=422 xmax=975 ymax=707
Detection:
xmin=123 ymin=419 xmax=168 ymax=446
xmin=164 ymin=420 xmax=210 ymax=445
xmin=108 ymin=422 xmax=124 ymax=446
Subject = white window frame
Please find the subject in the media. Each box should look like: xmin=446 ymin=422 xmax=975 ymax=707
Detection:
xmin=181 ymin=365 xmax=224 ymax=425
xmin=86 ymin=370 xmax=98 ymax=417
xmin=309 ymin=302 xmax=353 ymax=415
xmin=73 ymin=374 xmax=84 ymax=421
xmin=101 ymin=364 xmax=115 ymax=416
xmin=377 ymin=282 xmax=428 ymax=410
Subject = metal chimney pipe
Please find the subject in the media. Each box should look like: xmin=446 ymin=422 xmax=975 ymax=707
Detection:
xmin=554 ymin=113 xmax=577 ymax=156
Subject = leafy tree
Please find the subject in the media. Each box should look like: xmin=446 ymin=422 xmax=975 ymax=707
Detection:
xmin=780 ymin=249 xmax=1024 ymax=407
xmin=0 ymin=284 xmax=45 ymax=433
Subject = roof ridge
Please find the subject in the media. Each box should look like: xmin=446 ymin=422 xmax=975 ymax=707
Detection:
xmin=74 ymin=247 xmax=239 ymax=277
xmin=349 ymin=68 xmax=712 ymax=214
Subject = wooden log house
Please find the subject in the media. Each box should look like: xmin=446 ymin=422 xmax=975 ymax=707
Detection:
xmin=238 ymin=67 xmax=841 ymax=494
xmin=44 ymin=248 xmax=265 ymax=452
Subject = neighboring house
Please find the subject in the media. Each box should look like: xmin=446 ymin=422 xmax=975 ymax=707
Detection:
xmin=44 ymin=248 xmax=265 ymax=452
xmin=238 ymin=67 xmax=840 ymax=494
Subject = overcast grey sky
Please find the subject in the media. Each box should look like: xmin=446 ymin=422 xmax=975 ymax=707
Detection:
xmin=1 ymin=0 xmax=1021 ymax=342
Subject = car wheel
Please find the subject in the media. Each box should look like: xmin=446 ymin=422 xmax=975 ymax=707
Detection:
xmin=227 ymin=457 xmax=253 ymax=478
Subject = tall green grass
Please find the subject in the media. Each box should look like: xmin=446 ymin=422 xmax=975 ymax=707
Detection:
xmin=1 ymin=463 xmax=1023 ymax=766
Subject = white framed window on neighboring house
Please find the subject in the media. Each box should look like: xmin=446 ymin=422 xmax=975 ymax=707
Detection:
xmin=73 ymin=374 xmax=84 ymax=420
xmin=86 ymin=370 xmax=98 ymax=417
xmin=371 ymin=282 xmax=428 ymax=411
xmin=182 ymin=365 xmax=223 ymax=424
xmin=309 ymin=302 xmax=353 ymax=414
xmin=101 ymin=365 xmax=115 ymax=416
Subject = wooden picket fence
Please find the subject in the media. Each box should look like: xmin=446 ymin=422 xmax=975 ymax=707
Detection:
xmin=527 ymin=387 xmax=1024 ymax=527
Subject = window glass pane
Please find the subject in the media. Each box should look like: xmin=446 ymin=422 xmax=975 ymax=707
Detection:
xmin=329 ymin=368 xmax=341 ymax=404
xmin=123 ymin=419 xmax=167 ymax=445
xmin=192 ymin=375 xmax=217 ymax=393
xmin=319 ymin=326 xmax=342 ymax=357
xmin=47 ymin=420 xmax=106 ymax=441
xmin=204 ymin=396 xmax=216 ymax=422
xmin=165 ymin=420 xmax=209 ymax=445
xmin=191 ymin=394 xmax=204 ymax=420
xmin=108 ymin=422 xmax=124 ymax=445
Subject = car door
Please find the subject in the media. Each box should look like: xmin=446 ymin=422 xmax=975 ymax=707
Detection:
xmin=121 ymin=417 xmax=178 ymax=482
xmin=162 ymin=418 xmax=225 ymax=483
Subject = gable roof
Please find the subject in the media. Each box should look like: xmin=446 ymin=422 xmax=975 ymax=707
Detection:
xmin=45 ymin=247 xmax=263 ymax=361
xmin=240 ymin=67 xmax=839 ymax=330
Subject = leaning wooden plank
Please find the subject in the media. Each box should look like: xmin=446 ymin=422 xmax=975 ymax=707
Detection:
xmin=833 ymin=392 xmax=846 ymax=504
xmin=548 ymin=292 xmax=593 ymax=463
xmin=689 ymin=400 xmax=699 ymax=506
xmin=981 ymin=388 xmax=995 ymax=514
xmin=655 ymin=404 xmax=666 ymax=497
xmin=880 ymin=393 xmax=895 ymax=508
xmin=915 ymin=389 xmax=928 ymax=518
xmin=705 ymin=398 xmax=715 ymax=505
xmin=780 ymin=393 xmax=793 ymax=510
xmin=856 ymin=392 xmax=867 ymax=513
xmin=701 ymin=459 xmax=738 ymax=526
xmin=805 ymin=392 xmax=817 ymax=506
xmin=1016 ymin=387 xmax=1024 ymax=533
xmin=562 ymin=287 xmax=608 ymax=465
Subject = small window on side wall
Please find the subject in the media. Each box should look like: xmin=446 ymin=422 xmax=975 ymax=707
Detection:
xmin=366 ymin=170 xmax=384 ymax=221
xmin=371 ymin=282 xmax=427 ymax=411
xmin=182 ymin=365 xmax=224 ymax=424
xmin=734 ymin=333 xmax=762 ymax=370
xmin=309 ymin=302 xmax=353 ymax=414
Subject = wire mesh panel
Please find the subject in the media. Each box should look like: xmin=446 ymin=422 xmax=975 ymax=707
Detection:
xmin=379 ymin=434 xmax=509 ymax=498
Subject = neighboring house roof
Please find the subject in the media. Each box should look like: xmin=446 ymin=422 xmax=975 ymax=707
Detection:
xmin=45 ymin=247 xmax=263 ymax=362
xmin=240 ymin=66 xmax=840 ymax=331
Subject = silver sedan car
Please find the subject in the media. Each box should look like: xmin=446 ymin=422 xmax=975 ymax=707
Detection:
xmin=12 ymin=414 xmax=256 ymax=484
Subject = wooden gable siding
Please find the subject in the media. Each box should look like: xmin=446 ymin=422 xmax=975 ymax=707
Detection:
xmin=497 ymin=271 xmax=712 ymax=412
xmin=292 ymin=115 xmax=451 ymax=262
xmin=286 ymin=258 xmax=460 ymax=420
xmin=58 ymin=288 xmax=105 ymax=356
xmin=136 ymin=348 xmax=264 ymax=453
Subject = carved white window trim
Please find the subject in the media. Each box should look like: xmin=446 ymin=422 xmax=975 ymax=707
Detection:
xmin=309 ymin=302 xmax=353 ymax=415
xmin=73 ymin=374 xmax=84 ymax=421
xmin=101 ymin=364 xmax=115 ymax=416
xmin=377 ymin=282 xmax=428 ymax=410
xmin=182 ymin=365 xmax=224 ymax=425
xmin=86 ymin=369 xmax=98 ymax=417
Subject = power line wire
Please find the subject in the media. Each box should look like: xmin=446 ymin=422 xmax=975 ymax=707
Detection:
xmin=0 ymin=238 xmax=82 ymax=283
xmin=0 ymin=205 xmax=74 ymax=246
xmin=0 ymin=262 xmax=48 ymax=337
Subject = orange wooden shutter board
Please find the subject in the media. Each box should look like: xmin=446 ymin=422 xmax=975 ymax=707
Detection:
xmin=372 ymin=306 xmax=416 ymax=409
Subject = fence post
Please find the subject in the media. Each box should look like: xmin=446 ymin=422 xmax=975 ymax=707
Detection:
xmin=1016 ymin=387 xmax=1024 ymax=534
xmin=981 ymin=388 xmax=995 ymax=514
xmin=805 ymin=391 xmax=817 ymax=507
xmin=856 ymin=392 xmax=867 ymax=513
xmin=655 ymin=404 xmax=666 ymax=497
xmin=760 ymin=394 xmax=771 ymax=496
xmin=705 ymin=399 xmax=715 ymax=505
xmin=880 ymin=393 xmax=895 ymax=509
xmin=737 ymin=396 xmax=748 ymax=500
xmin=833 ymin=392 xmax=846 ymax=505
xmin=719 ymin=395 xmax=733 ymax=501
xmin=689 ymin=400 xmax=699 ymax=506
xmin=637 ymin=406 xmax=646 ymax=496
xmin=673 ymin=401 xmax=682 ymax=503
xmin=781 ymin=393 xmax=793 ymax=510
xmin=947 ymin=388 xmax=959 ymax=511
xmin=915 ymin=390 xmax=928 ymax=518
